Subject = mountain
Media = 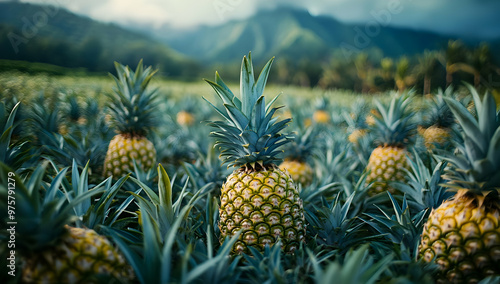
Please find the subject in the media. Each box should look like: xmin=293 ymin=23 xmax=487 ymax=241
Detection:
xmin=0 ymin=2 xmax=199 ymax=76
xmin=153 ymin=7 xmax=494 ymax=64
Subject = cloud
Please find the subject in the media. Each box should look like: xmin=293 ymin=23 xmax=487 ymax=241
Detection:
xmin=20 ymin=0 xmax=500 ymax=38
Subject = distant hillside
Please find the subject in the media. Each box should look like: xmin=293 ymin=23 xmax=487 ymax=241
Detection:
xmin=157 ymin=7 xmax=496 ymax=64
xmin=0 ymin=2 xmax=199 ymax=77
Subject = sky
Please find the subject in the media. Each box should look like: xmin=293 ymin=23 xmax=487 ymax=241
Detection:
xmin=20 ymin=0 xmax=500 ymax=39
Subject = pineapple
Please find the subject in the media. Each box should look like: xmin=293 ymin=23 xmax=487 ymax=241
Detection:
xmin=365 ymin=92 xmax=415 ymax=196
xmin=279 ymin=127 xmax=316 ymax=187
xmin=418 ymin=87 xmax=500 ymax=283
xmin=103 ymin=60 xmax=159 ymax=178
xmin=365 ymin=108 xmax=380 ymax=127
xmin=177 ymin=110 xmax=195 ymax=126
xmin=344 ymin=99 xmax=370 ymax=145
xmin=421 ymin=87 xmax=456 ymax=150
xmin=205 ymin=53 xmax=306 ymax=254
xmin=312 ymin=96 xmax=330 ymax=124
xmin=0 ymin=162 xmax=132 ymax=283
xmin=176 ymin=97 xmax=198 ymax=126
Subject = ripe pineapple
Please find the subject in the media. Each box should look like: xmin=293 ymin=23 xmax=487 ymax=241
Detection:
xmin=205 ymin=53 xmax=306 ymax=254
xmin=0 ymin=162 xmax=132 ymax=283
xmin=365 ymin=108 xmax=380 ymax=127
xmin=344 ymin=100 xmax=370 ymax=145
xmin=421 ymin=87 xmax=456 ymax=150
xmin=365 ymin=92 xmax=415 ymax=196
xmin=279 ymin=128 xmax=317 ymax=187
xmin=177 ymin=110 xmax=195 ymax=126
xmin=312 ymin=97 xmax=330 ymax=124
xmin=103 ymin=60 xmax=159 ymax=177
xmin=418 ymin=88 xmax=500 ymax=283
xmin=176 ymin=97 xmax=198 ymax=126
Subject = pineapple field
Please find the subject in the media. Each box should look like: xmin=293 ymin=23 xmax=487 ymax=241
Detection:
xmin=1 ymin=53 xmax=500 ymax=284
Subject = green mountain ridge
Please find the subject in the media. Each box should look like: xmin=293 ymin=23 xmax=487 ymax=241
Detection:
xmin=0 ymin=2 xmax=199 ymax=77
xmin=159 ymin=7 xmax=499 ymax=64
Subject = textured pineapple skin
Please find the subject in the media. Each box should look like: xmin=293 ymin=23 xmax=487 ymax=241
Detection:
xmin=419 ymin=197 xmax=500 ymax=283
xmin=279 ymin=160 xmax=313 ymax=187
xmin=176 ymin=111 xmax=195 ymax=126
xmin=312 ymin=110 xmax=330 ymax=124
xmin=103 ymin=134 xmax=156 ymax=177
xmin=423 ymin=126 xmax=451 ymax=150
xmin=219 ymin=166 xmax=306 ymax=254
xmin=22 ymin=226 xmax=133 ymax=284
xmin=366 ymin=146 xmax=408 ymax=195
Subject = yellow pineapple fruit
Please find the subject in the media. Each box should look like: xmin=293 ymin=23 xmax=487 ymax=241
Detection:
xmin=0 ymin=163 xmax=133 ymax=283
xmin=422 ymin=126 xmax=451 ymax=150
xmin=418 ymin=87 xmax=500 ymax=283
xmin=365 ymin=92 xmax=415 ymax=196
xmin=205 ymin=53 xmax=306 ymax=254
xmin=23 ymin=226 xmax=132 ymax=283
xmin=312 ymin=97 xmax=330 ymax=124
xmin=421 ymin=86 xmax=456 ymax=150
xmin=279 ymin=159 xmax=313 ymax=187
xmin=176 ymin=110 xmax=195 ymax=126
xmin=103 ymin=60 xmax=159 ymax=177
xmin=279 ymin=128 xmax=317 ymax=187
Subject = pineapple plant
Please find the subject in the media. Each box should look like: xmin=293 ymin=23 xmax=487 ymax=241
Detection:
xmin=279 ymin=127 xmax=317 ymax=187
xmin=421 ymin=87 xmax=456 ymax=150
xmin=365 ymin=108 xmax=381 ymax=127
xmin=312 ymin=96 xmax=330 ymax=124
xmin=0 ymin=162 xmax=132 ymax=283
xmin=365 ymin=92 xmax=415 ymax=196
xmin=176 ymin=97 xmax=197 ymax=126
xmin=205 ymin=53 xmax=306 ymax=254
xmin=418 ymin=87 xmax=500 ymax=283
xmin=344 ymin=99 xmax=370 ymax=145
xmin=103 ymin=60 xmax=159 ymax=178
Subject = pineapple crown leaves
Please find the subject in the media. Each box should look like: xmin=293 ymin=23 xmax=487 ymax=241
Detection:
xmin=108 ymin=59 xmax=160 ymax=137
xmin=372 ymin=91 xmax=416 ymax=147
xmin=204 ymin=53 xmax=292 ymax=168
xmin=0 ymin=161 xmax=105 ymax=252
xmin=344 ymin=99 xmax=370 ymax=130
xmin=423 ymin=87 xmax=455 ymax=128
xmin=283 ymin=126 xmax=318 ymax=162
xmin=1 ymin=102 xmax=31 ymax=170
xmin=305 ymin=194 xmax=377 ymax=252
xmin=441 ymin=83 xmax=500 ymax=193
xmin=392 ymin=151 xmax=453 ymax=211
xmin=107 ymin=175 xmax=239 ymax=283
xmin=58 ymin=159 xmax=130 ymax=230
xmin=106 ymin=204 xmax=192 ymax=284
xmin=129 ymin=164 xmax=208 ymax=238
xmin=362 ymin=193 xmax=428 ymax=258
xmin=309 ymin=244 xmax=393 ymax=284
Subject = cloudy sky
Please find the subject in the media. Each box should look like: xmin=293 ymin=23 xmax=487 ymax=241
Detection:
xmin=21 ymin=0 xmax=500 ymax=39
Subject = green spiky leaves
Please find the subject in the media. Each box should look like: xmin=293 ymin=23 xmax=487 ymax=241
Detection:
xmin=204 ymin=53 xmax=292 ymax=168
xmin=108 ymin=60 xmax=159 ymax=137
xmin=442 ymin=84 xmax=500 ymax=193
xmin=372 ymin=91 xmax=416 ymax=147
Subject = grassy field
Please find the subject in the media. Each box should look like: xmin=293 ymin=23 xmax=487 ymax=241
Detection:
xmin=0 ymin=71 xmax=399 ymax=107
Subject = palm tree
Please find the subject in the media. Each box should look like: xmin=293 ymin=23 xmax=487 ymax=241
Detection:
xmin=354 ymin=53 xmax=372 ymax=93
xmin=395 ymin=56 xmax=415 ymax=92
xmin=469 ymin=43 xmax=493 ymax=87
xmin=416 ymin=51 xmax=439 ymax=95
xmin=445 ymin=40 xmax=467 ymax=86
